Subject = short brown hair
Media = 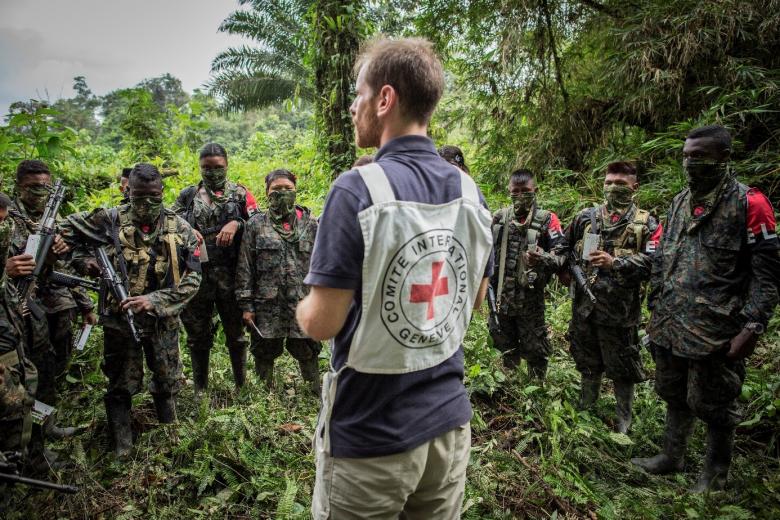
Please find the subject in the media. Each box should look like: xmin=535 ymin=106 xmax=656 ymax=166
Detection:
xmin=606 ymin=161 xmax=638 ymax=179
xmin=354 ymin=37 xmax=444 ymax=124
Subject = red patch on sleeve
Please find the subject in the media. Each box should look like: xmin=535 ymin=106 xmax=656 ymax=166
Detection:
xmin=746 ymin=188 xmax=777 ymax=237
xmin=244 ymin=188 xmax=258 ymax=216
xmin=646 ymin=222 xmax=663 ymax=253
xmin=693 ymin=206 xmax=705 ymax=217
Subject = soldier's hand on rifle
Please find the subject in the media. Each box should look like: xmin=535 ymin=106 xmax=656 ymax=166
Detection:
xmin=726 ymin=328 xmax=758 ymax=360
xmin=82 ymin=310 xmax=98 ymax=326
xmin=82 ymin=258 xmax=101 ymax=277
xmin=6 ymin=254 xmax=36 ymax=277
xmin=51 ymin=234 xmax=70 ymax=255
xmin=121 ymin=295 xmax=154 ymax=314
xmin=589 ymin=250 xmax=614 ymax=270
xmin=216 ymin=220 xmax=239 ymax=247
xmin=242 ymin=311 xmax=255 ymax=328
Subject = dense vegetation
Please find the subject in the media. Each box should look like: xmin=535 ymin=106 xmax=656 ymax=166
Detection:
xmin=1 ymin=0 xmax=778 ymax=518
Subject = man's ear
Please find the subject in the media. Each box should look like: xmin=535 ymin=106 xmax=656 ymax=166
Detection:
xmin=376 ymin=84 xmax=397 ymax=119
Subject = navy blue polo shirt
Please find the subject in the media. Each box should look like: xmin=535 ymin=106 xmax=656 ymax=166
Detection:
xmin=304 ymin=134 xmax=494 ymax=458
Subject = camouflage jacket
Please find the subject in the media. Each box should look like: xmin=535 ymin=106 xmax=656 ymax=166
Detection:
xmin=8 ymin=198 xmax=93 ymax=314
xmin=561 ymin=203 xmax=661 ymax=325
xmin=648 ymin=179 xmax=780 ymax=359
xmin=490 ymin=205 xmax=564 ymax=315
xmin=60 ymin=205 xmax=202 ymax=331
xmin=172 ymin=181 xmax=257 ymax=267
xmin=235 ymin=207 xmax=317 ymax=338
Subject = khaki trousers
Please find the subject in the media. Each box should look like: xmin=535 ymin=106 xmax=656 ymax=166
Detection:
xmin=312 ymin=423 xmax=470 ymax=520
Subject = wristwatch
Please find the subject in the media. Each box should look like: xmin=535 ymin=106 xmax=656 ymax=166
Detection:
xmin=744 ymin=322 xmax=765 ymax=336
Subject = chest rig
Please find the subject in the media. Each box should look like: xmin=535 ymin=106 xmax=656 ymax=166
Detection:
xmin=181 ymin=183 xmax=243 ymax=265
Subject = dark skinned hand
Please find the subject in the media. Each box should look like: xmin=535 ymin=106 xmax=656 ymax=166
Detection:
xmin=216 ymin=220 xmax=239 ymax=247
xmin=6 ymin=254 xmax=36 ymax=278
xmin=121 ymin=295 xmax=154 ymax=314
xmin=726 ymin=328 xmax=758 ymax=360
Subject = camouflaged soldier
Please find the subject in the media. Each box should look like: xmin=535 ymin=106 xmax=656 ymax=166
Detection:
xmin=6 ymin=160 xmax=95 ymax=439
xmin=632 ymin=125 xmax=780 ymax=492
xmin=60 ymin=164 xmax=201 ymax=458
xmin=561 ymin=161 xmax=662 ymax=433
xmin=235 ymin=169 xmax=321 ymax=392
xmin=172 ymin=143 xmax=257 ymax=393
xmin=489 ymin=169 xmax=564 ymax=380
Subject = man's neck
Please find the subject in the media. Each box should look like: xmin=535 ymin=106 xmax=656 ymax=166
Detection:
xmin=379 ymin=121 xmax=428 ymax=148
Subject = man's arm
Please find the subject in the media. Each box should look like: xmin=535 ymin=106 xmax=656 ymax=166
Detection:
xmin=474 ymin=277 xmax=489 ymax=310
xmin=297 ymin=286 xmax=355 ymax=341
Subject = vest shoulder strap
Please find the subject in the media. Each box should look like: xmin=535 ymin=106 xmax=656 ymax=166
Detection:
xmin=357 ymin=163 xmax=395 ymax=204
xmin=459 ymin=170 xmax=479 ymax=203
xmin=526 ymin=208 xmax=550 ymax=246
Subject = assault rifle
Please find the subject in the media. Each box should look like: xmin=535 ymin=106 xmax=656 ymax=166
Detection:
xmin=48 ymin=271 xmax=100 ymax=292
xmin=95 ymin=246 xmax=141 ymax=343
xmin=0 ymin=452 xmax=78 ymax=494
xmin=486 ymin=284 xmax=501 ymax=333
xmin=568 ymin=250 xmax=597 ymax=304
xmin=15 ymin=180 xmax=66 ymax=319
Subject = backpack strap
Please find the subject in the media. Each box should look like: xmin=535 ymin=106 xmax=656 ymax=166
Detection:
xmin=527 ymin=208 xmax=550 ymax=247
xmin=179 ymin=186 xmax=199 ymax=227
xmin=108 ymin=208 xmax=131 ymax=289
xmin=357 ymin=164 xmax=395 ymax=204
xmin=163 ymin=213 xmax=181 ymax=287
xmin=496 ymin=207 xmax=512 ymax=305
xmin=459 ymin=171 xmax=479 ymax=204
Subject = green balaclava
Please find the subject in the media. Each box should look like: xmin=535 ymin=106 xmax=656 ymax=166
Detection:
xmin=511 ymin=192 xmax=536 ymax=217
xmin=18 ymin=183 xmax=50 ymax=215
xmin=603 ymin=184 xmax=634 ymax=214
xmin=268 ymin=189 xmax=296 ymax=222
xmin=130 ymin=195 xmax=164 ymax=226
xmin=201 ymin=166 xmax=228 ymax=193
xmin=683 ymin=157 xmax=728 ymax=196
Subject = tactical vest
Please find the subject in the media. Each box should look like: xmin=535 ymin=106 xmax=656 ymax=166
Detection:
xmin=180 ymin=183 xmax=244 ymax=265
xmin=575 ymin=205 xmax=650 ymax=264
xmin=113 ymin=207 xmax=185 ymax=296
xmin=492 ymin=206 xmax=550 ymax=311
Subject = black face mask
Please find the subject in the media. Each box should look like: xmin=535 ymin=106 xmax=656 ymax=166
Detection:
xmin=683 ymin=158 xmax=728 ymax=195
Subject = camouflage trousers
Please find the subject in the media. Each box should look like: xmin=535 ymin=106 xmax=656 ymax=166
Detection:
xmin=568 ymin=318 xmax=645 ymax=383
xmin=102 ymin=325 xmax=183 ymax=400
xmin=181 ymin=265 xmax=247 ymax=360
xmin=489 ymin=311 xmax=552 ymax=369
xmin=250 ymin=334 xmax=321 ymax=364
xmin=24 ymin=313 xmax=57 ymax=407
xmin=652 ymin=345 xmax=745 ymax=428
xmin=48 ymin=307 xmax=77 ymax=379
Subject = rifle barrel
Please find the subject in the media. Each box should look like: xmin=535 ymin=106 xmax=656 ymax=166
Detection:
xmin=0 ymin=472 xmax=78 ymax=494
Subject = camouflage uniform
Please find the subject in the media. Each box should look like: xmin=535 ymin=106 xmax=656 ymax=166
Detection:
xmin=8 ymin=199 xmax=94 ymax=408
xmin=489 ymin=205 xmax=564 ymax=378
xmin=60 ymin=204 xmax=201 ymax=453
xmin=235 ymin=206 xmax=321 ymax=390
xmin=172 ymin=181 xmax=256 ymax=391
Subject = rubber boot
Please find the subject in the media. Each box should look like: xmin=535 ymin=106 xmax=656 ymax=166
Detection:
xmin=105 ymin=395 xmax=132 ymax=459
xmin=527 ymin=360 xmax=548 ymax=382
xmin=631 ymin=408 xmax=695 ymax=474
xmin=298 ymin=357 xmax=321 ymax=394
xmin=691 ymin=425 xmax=734 ymax=493
xmin=254 ymin=357 xmax=274 ymax=389
xmin=152 ymin=393 xmax=177 ymax=424
xmin=190 ymin=348 xmax=210 ymax=393
xmin=578 ymin=374 xmax=602 ymax=410
xmin=229 ymin=345 xmax=247 ymax=390
xmin=614 ymin=381 xmax=635 ymax=434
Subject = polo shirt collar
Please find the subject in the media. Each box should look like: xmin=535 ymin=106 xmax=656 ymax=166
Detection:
xmin=374 ymin=135 xmax=437 ymax=161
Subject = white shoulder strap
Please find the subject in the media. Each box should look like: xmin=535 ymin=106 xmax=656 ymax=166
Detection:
xmin=459 ymin=171 xmax=479 ymax=203
xmin=357 ymin=163 xmax=395 ymax=204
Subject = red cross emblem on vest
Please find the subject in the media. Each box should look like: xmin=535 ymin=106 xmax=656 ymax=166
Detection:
xmin=409 ymin=261 xmax=449 ymax=320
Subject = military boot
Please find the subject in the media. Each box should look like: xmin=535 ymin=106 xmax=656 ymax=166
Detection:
xmin=229 ymin=345 xmax=247 ymax=390
xmin=152 ymin=393 xmax=177 ymax=424
xmin=527 ymin=360 xmax=548 ymax=382
xmin=614 ymin=381 xmax=635 ymax=434
xmin=299 ymin=357 xmax=321 ymax=394
xmin=190 ymin=348 xmax=210 ymax=393
xmin=691 ymin=425 xmax=734 ymax=493
xmin=254 ymin=358 xmax=274 ymax=389
xmin=631 ymin=408 xmax=695 ymax=474
xmin=578 ymin=375 xmax=602 ymax=410
xmin=105 ymin=395 xmax=133 ymax=459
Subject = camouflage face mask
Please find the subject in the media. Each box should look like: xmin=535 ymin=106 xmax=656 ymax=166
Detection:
xmin=19 ymin=184 xmax=50 ymax=213
xmin=511 ymin=192 xmax=536 ymax=216
xmin=130 ymin=196 xmax=163 ymax=225
xmin=268 ymin=189 xmax=296 ymax=221
xmin=201 ymin=167 xmax=227 ymax=191
xmin=683 ymin=158 xmax=727 ymax=195
xmin=603 ymin=184 xmax=634 ymax=212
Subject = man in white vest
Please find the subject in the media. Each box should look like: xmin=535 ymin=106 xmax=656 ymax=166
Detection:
xmin=297 ymin=37 xmax=494 ymax=518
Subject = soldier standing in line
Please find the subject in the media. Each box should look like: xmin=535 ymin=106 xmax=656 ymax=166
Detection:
xmin=60 ymin=163 xmax=201 ymax=457
xmin=235 ymin=169 xmax=321 ymax=393
xmin=561 ymin=161 xmax=662 ymax=433
xmin=489 ymin=169 xmax=564 ymax=380
xmin=6 ymin=160 xmax=96 ymax=439
xmin=172 ymin=143 xmax=256 ymax=393
xmin=438 ymin=145 xmax=470 ymax=174
xmin=632 ymin=125 xmax=779 ymax=492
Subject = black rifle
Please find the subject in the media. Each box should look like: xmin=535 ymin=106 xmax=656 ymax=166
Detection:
xmin=486 ymin=284 xmax=501 ymax=332
xmin=15 ymin=180 xmax=66 ymax=319
xmin=0 ymin=454 xmax=78 ymax=494
xmin=568 ymin=250 xmax=597 ymax=304
xmin=48 ymin=271 xmax=100 ymax=292
xmin=95 ymin=246 xmax=141 ymax=343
